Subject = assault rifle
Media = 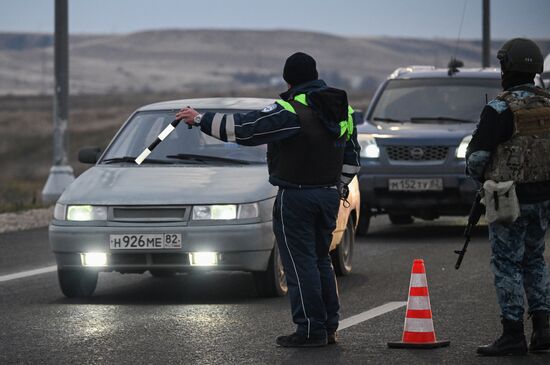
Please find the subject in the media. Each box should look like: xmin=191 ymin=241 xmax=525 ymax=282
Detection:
xmin=454 ymin=189 xmax=484 ymax=270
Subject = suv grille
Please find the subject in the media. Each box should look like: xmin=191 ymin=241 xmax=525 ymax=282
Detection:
xmin=385 ymin=145 xmax=448 ymax=161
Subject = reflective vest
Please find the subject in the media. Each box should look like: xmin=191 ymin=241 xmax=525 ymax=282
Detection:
xmin=267 ymin=93 xmax=348 ymax=187
xmin=485 ymin=87 xmax=550 ymax=183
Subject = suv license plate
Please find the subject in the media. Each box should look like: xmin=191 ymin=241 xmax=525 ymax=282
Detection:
xmin=109 ymin=234 xmax=182 ymax=249
xmin=388 ymin=178 xmax=443 ymax=191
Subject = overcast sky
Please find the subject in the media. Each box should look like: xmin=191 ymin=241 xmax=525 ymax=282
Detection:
xmin=1 ymin=0 xmax=549 ymax=39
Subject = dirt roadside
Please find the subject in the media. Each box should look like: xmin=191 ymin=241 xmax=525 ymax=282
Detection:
xmin=0 ymin=206 xmax=53 ymax=234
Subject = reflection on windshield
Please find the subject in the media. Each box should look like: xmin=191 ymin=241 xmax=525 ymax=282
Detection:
xmin=101 ymin=110 xmax=267 ymax=164
xmin=370 ymin=78 xmax=501 ymax=123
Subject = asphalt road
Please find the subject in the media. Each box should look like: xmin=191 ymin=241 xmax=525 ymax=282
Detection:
xmin=1 ymin=217 xmax=549 ymax=365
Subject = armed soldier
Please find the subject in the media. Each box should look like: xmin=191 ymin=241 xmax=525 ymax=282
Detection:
xmin=466 ymin=38 xmax=550 ymax=356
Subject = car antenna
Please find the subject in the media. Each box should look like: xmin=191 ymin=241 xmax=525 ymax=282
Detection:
xmin=449 ymin=0 xmax=468 ymax=76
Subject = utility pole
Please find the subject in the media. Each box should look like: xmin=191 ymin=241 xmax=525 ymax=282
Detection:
xmin=482 ymin=0 xmax=491 ymax=68
xmin=42 ymin=0 xmax=74 ymax=204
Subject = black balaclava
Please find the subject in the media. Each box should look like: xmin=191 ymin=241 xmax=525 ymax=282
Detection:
xmin=283 ymin=52 xmax=319 ymax=87
xmin=501 ymin=70 xmax=536 ymax=90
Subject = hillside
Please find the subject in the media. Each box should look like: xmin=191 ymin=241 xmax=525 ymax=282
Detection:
xmin=2 ymin=29 xmax=549 ymax=95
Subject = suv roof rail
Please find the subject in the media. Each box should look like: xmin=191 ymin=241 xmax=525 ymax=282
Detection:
xmin=389 ymin=65 xmax=436 ymax=79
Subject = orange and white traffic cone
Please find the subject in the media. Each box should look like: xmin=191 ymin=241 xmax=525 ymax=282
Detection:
xmin=387 ymin=259 xmax=450 ymax=349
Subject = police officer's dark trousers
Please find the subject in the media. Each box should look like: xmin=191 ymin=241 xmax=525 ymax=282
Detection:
xmin=272 ymin=187 xmax=341 ymax=339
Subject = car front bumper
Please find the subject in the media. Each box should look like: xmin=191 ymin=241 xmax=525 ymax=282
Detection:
xmin=49 ymin=221 xmax=274 ymax=272
xmin=358 ymin=160 xmax=478 ymax=217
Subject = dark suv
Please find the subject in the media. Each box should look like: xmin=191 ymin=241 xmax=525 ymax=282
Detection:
xmin=355 ymin=66 xmax=503 ymax=234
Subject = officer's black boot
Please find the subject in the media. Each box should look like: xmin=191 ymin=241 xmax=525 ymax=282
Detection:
xmin=529 ymin=311 xmax=550 ymax=352
xmin=477 ymin=318 xmax=528 ymax=356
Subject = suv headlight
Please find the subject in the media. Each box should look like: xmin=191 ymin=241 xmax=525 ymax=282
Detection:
xmin=456 ymin=135 xmax=472 ymax=159
xmin=66 ymin=205 xmax=108 ymax=221
xmin=192 ymin=203 xmax=259 ymax=220
xmin=358 ymin=134 xmax=380 ymax=159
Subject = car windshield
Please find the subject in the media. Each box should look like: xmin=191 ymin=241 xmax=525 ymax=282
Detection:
xmin=369 ymin=78 xmax=501 ymax=123
xmin=101 ymin=109 xmax=267 ymax=165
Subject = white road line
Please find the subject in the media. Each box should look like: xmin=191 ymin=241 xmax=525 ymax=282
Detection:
xmin=338 ymin=301 xmax=407 ymax=331
xmin=0 ymin=265 xmax=57 ymax=283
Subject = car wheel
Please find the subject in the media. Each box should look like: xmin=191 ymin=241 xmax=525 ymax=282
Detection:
xmin=389 ymin=214 xmax=414 ymax=225
xmin=149 ymin=269 xmax=177 ymax=277
xmin=253 ymin=243 xmax=288 ymax=297
xmin=356 ymin=211 xmax=370 ymax=236
xmin=58 ymin=268 xmax=98 ymax=298
xmin=331 ymin=218 xmax=354 ymax=276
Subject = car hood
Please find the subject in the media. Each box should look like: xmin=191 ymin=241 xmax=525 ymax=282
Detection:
xmin=357 ymin=121 xmax=476 ymax=144
xmin=59 ymin=165 xmax=276 ymax=205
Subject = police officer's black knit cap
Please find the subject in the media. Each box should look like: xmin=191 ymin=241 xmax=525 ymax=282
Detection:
xmin=283 ymin=52 xmax=319 ymax=86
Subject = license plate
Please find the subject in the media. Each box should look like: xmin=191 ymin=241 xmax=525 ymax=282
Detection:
xmin=388 ymin=178 xmax=443 ymax=191
xmin=109 ymin=234 xmax=182 ymax=249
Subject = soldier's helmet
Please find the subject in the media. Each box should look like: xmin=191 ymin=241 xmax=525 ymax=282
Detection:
xmin=497 ymin=38 xmax=544 ymax=74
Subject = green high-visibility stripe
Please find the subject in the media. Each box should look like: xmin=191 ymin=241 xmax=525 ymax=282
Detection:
xmin=339 ymin=121 xmax=348 ymax=138
xmin=347 ymin=106 xmax=355 ymax=138
xmin=294 ymin=93 xmax=308 ymax=106
xmin=276 ymin=100 xmax=296 ymax=114
xmin=338 ymin=106 xmax=355 ymax=140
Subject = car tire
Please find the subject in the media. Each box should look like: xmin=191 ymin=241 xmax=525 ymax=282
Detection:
xmin=58 ymin=268 xmax=98 ymax=298
xmin=149 ymin=269 xmax=177 ymax=277
xmin=253 ymin=243 xmax=288 ymax=297
xmin=331 ymin=218 xmax=354 ymax=276
xmin=356 ymin=211 xmax=370 ymax=236
xmin=389 ymin=214 xmax=414 ymax=225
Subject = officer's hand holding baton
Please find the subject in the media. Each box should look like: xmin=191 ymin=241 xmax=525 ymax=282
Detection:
xmin=176 ymin=107 xmax=201 ymax=128
xmin=134 ymin=106 xmax=201 ymax=165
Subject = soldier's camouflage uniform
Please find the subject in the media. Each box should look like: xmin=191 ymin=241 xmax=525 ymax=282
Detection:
xmin=467 ymin=85 xmax=550 ymax=321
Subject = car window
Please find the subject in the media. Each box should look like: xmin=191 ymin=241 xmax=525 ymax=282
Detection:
xmin=369 ymin=78 xmax=502 ymax=123
xmin=101 ymin=109 xmax=267 ymax=164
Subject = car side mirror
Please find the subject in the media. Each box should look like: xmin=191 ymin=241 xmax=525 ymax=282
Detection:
xmin=78 ymin=147 xmax=101 ymax=164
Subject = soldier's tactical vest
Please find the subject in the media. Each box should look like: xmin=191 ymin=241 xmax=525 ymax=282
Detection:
xmin=484 ymin=87 xmax=550 ymax=183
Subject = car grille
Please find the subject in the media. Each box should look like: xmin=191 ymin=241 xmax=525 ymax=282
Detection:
xmin=109 ymin=253 xmax=190 ymax=266
xmin=110 ymin=253 xmax=147 ymax=265
xmin=385 ymin=145 xmax=448 ymax=161
xmin=111 ymin=206 xmax=190 ymax=222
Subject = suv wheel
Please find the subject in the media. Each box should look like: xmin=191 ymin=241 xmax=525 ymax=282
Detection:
xmin=253 ymin=243 xmax=287 ymax=297
xmin=389 ymin=214 xmax=414 ymax=225
xmin=58 ymin=269 xmax=98 ymax=298
xmin=331 ymin=218 xmax=354 ymax=276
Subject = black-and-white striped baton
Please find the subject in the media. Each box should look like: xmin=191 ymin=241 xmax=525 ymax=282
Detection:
xmin=135 ymin=109 xmax=192 ymax=165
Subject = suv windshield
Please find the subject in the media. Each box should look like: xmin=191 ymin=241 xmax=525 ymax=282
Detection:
xmin=369 ymin=78 xmax=501 ymax=123
xmin=101 ymin=109 xmax=267 ymax=164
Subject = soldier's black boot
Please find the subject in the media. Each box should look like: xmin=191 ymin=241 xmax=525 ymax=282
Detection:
xmin=477 ymin=318 xmax=528 ymax=356
xmin=529 ymin=311 xmax=550 ymax=352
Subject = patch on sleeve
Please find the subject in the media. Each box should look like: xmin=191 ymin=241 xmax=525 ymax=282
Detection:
xmin=261 ymin=103 xmax=278 ymax=113
xmin=466 ymin=150 xmax=491 ymax=179
xmin=487 ymin=99 xmax=508 ymax=114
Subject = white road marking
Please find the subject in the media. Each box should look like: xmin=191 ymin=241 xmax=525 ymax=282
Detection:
xmin=338 ymin=301 xmax=407 ymax=331
xmin=0 ymin=265 xmax=57 ymax=283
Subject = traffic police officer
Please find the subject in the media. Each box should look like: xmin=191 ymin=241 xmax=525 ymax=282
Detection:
xmin=466 ymin=38 xmax=550 ymax=356
xmin=176 ymin=52 xmax=361 ymax=347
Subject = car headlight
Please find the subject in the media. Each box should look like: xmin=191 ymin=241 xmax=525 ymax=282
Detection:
xmin=456 ymin=135 xmax=472 ymax=159
xmin=192 ymin=203 xmax=259 ymax=220
xmin=358 ymin=134 xmax=380 ymax=159
xmin=237 ymin=203 xmax=259 ymax=219
xmin=54 ymin=203 xmax=66 ymax=220
xmin=66 ymin=205 xmax=108 ymax=221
